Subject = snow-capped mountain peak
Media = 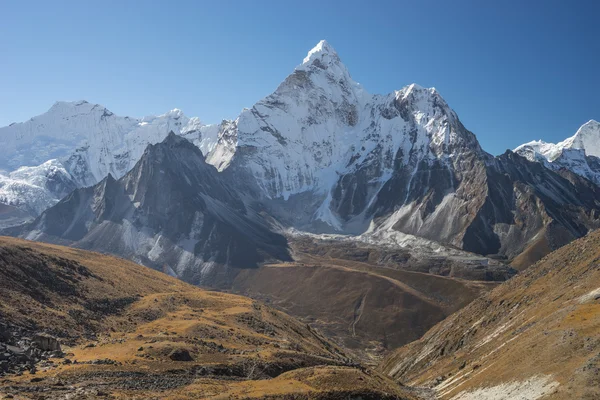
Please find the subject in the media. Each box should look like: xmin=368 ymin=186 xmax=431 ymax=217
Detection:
xmin=301 ymin=39 xmax=343 ymax=69
xmin=0 ymin=100 xmax=222 ymax=222
xmin=515 ymin=120 xmax=600 ymax=186
xmin=294 ymin=40 xmax=363 ymax=97
xmin=567 ymin=119 xmax=600 ymax=157
xmin=203 ymin=40 xmax=485 ymax=236
xmin=5 ymin=39 xmax=600 ymax=278
xmin=515 ymin=120 xmax=600 ymax=162
xmin=0 ymin=100 xmax=218 ymax=184
xmin=303 ymin=40 xmax=336 ymax=62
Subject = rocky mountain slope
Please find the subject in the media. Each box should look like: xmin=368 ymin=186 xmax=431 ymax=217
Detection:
xmin=0 ymin=236 xmax=417 ymax=399
xmin=515 ymin=120 xmax=600 ymax=186
xmin=0 ymin=101 xmax=220 ymax=222
xmin=380 ymin=229 xmax=600 ymax=400
xmin=7 ymin=154 xmax=509 ymax=362
xmin=203 ymin=40 xmax=600 ymax=264
xmin=9 ymin=133 xmax=290 ymax=287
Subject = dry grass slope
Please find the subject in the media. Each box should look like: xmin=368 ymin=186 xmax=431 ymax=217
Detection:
xmin=381 ymin=230 xmax=600 ymax=400
xmin=0 ymin=237 xmax=416 ymax=400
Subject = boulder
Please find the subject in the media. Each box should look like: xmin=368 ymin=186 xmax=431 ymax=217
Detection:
xmin=33 ymin=334 xmax=61 ymax=352
xmin=169 ymin=348 xmax=193 ymax=362
xmin=0 ymin=323 xmax=10 ymax=342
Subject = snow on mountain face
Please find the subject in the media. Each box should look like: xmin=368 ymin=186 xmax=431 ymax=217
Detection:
xmin=0 ymin=101 xmax=219 ymax=187
xmin=4 ymin=39 xmax=600 ymax=269
xmin=0 ymin=159 xmax=76 ymax=218
xmin=202 ymin=40 xmax=600 ymax=264
xmin=562 ymin=120 xmax=600 ymax=157
xmin=206 ymin=40 xmax=483 ymax=236
xmin=515 ymin=120 xmax=600 ymax=185
xmin=211 ymin=41 xmax=478 ymax=204
xmin=0 ymin=101 xmax=220 ymax=222
xmin=515 ymin=120 xmax=600 ymax=161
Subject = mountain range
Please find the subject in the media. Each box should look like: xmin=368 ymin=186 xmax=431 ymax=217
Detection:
xmin=2 ymin=40 xmax=600 ymax=284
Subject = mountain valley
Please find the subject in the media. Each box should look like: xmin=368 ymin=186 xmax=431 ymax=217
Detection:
xmin=0 ymin=38 xmax=599 ymax=400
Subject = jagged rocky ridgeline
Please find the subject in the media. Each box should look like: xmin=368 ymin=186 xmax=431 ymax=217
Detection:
xmin=9 ymin=133 xmax=290 ymax=286
xmin=3 ymin=40 xmax=600 ymax=282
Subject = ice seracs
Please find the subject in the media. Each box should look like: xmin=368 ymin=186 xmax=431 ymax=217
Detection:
xmin=0 ymin=100 xmax=219 ymax=186
xmin=0 ymin=159 xmax=76 ymax=222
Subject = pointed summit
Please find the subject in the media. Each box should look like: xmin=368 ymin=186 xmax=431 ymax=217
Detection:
xmin=298 ymin=39 xmax=348 ymax=76
xmin=573 ymin=119 xmax=600 ymax=138
xmin=287 ymin=39 xmax=362 ymax=98
xmin=303 ymin=40 xmax=339 ymax=64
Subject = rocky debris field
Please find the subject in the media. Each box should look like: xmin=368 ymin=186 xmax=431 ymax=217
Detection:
xmin=0 ymin=324 xmax=65 ymax=377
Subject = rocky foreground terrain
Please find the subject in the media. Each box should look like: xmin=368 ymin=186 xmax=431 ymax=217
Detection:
xmin=381 ymin=229 xmax=600 ymax=399
xmin=0 ymin=237 xmax=417 ymax=399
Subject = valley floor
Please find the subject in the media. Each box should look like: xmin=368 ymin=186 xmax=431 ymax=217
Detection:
xmin=230 ymin=237 xmax=498 ymax=363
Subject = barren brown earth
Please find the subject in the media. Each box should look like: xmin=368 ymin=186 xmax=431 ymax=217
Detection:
xmin=231 ymin=237 xmax=497 ymax=362
xmin=0 ymin=237 xmax=417 ymax=400
xmin=380 ymin=229 xmax=600 ymax=399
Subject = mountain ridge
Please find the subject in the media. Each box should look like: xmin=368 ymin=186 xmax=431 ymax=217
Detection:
xmin=515 ymin=120 xmax=600 ymax=186
xmin=11 ymin=132 xmax=291 ymax=287
xmin=200 ymin=41 xmax=600 ymax=264
xmin=381 ymin=228 xmax=600 ymax=399
xmin=4 ymin=39 xmax=600 ymax=270
xmin=0 ymin=100 xmax=221 ymax=222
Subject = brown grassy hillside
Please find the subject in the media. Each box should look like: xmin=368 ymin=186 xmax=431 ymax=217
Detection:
xmin=0 ymin=237 xmax=416 ymax=400
xmin=380 ymin=230 xmax=600 ymax=400
xmin=232 ymin=237 xmax=496 ymax=362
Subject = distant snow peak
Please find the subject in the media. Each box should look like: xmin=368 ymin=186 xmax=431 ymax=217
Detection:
xmin=515 ymin=120 xmax=600 ymax=186
xmin=570 ymin=119 xmax=600 ymax=157
xmin=0 ymin=100 xmax=224 ymax=223
xmin=161 ymin=108 xmax=186 ymax=119
xmin=515 ymin=120 xmax=600 ymax=161
xmin=0 ymin=100 xmax=218 ymax=185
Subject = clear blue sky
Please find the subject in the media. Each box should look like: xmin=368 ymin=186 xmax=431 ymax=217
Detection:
xmin=1 ymin=0 xmax=599 ymax=155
